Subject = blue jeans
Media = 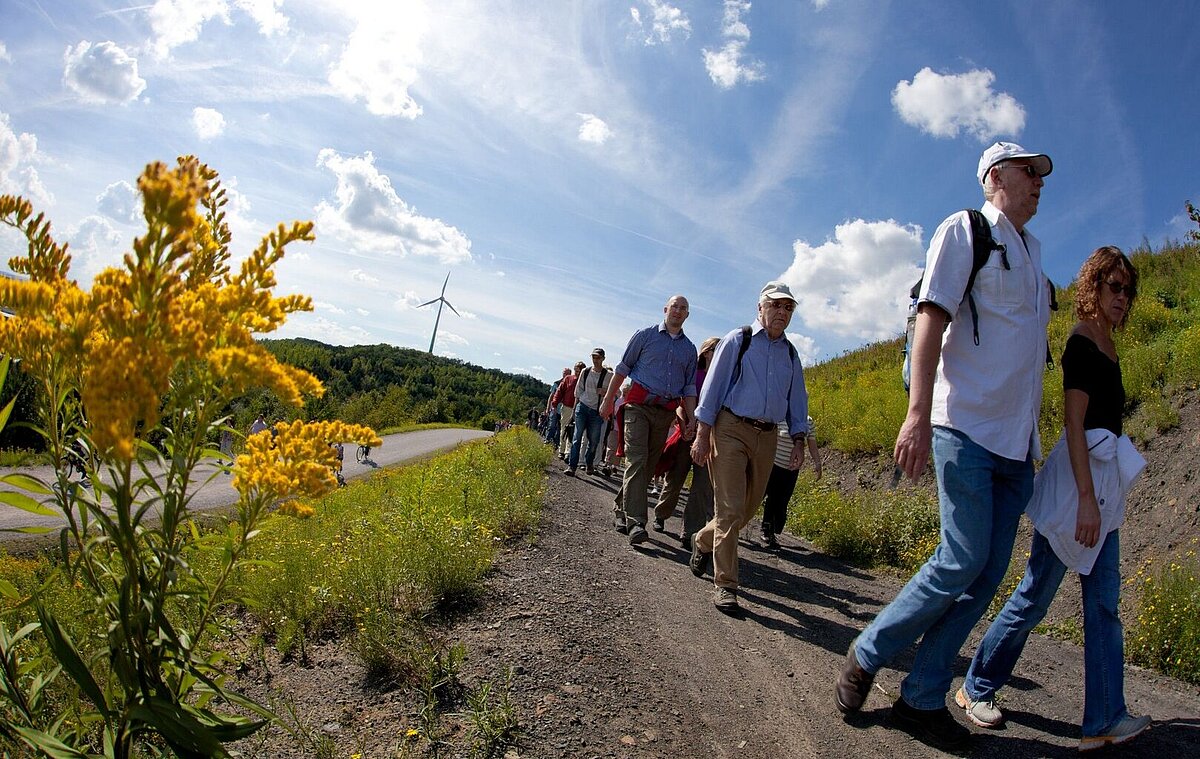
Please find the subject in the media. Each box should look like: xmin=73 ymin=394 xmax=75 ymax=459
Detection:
xmin=568 ymin=403 xmax=603 ymax=470
xmin=544 ymin=409 xmax=560 ymax=444
xmin=855 ymin=426 xmax=1032 ymax=709
xmin=964 ymin=530 xmax=1126 ymax=736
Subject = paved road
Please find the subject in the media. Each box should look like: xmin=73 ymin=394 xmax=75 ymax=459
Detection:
xmin=0 ymin=427 xmax=492 ymax=541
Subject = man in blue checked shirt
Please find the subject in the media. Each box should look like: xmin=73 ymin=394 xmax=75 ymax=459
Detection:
xmin=688 ymin=281 xmax=810 ymax=613
xmin=600 ymin=294 xmax=698 ymax=546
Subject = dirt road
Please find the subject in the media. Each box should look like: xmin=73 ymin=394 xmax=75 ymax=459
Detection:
xmin=448 ymin=464 xmax=1200 ymax=758
xmin=0 ymin=427 xmax=492 ymax=540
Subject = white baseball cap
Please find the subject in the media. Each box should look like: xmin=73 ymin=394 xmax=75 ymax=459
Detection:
xmin=760 ymin=280 xmax=796 ymax=302
xmin=977 ymin=141 xmax=1052 ymax=185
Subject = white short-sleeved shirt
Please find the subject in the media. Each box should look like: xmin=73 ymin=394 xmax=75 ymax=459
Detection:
xmin=920 ymin=202 xmax=1051 ymax=462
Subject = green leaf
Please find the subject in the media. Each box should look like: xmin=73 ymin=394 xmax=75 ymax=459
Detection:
xmin=0 ymin=396 xmax=17 ymax=434
xmin=0 ymin=578 xmax=18 ymax=600
xmin=0 ymin=490 xmax=57 ymax=516
xmin=35 ymin=602 xmax=108 ymax=716
xmin=129 ymin=698 xmax=231 ymax=759
xmin=8 ymin=724 xmax=90 ymax=759
xmin=0 ymin=472 xmax=54 ymax=495
xmin=0 ymin=525 xmax=56 ymax=535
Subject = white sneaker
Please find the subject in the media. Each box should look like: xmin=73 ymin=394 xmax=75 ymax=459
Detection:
xmin=954 ymin=686 xmax=1003 ymax=728
xmin=1079 ymin=713 xmax=1151 ymax=752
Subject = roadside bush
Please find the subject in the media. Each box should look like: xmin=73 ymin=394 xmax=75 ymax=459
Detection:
xmin=1127 ymin=540 xmax=1200 ymax=685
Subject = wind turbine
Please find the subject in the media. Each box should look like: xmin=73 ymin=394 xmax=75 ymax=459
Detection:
xmin=417 ymin=271 xmax=460 ymax=354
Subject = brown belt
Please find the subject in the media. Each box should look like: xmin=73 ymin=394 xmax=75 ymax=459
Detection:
xmin=722 ymin=407 xmax=775 ymax=432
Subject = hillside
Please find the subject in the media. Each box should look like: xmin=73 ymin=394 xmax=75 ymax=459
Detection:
xmin=253 ymin=338 xmax=549 ymax=431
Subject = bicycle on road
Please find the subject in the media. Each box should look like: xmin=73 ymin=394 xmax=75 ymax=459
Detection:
xmin=355 ymin=444 xmax=371 ymax=464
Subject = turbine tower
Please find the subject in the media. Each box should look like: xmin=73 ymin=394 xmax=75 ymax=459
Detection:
xmin=417 ymin=271 xmax=460 ymax=354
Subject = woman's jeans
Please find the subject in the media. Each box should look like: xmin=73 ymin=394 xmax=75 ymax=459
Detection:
xmin=855 ymin=426 xmax=1032 ymax=710
xmin=964 ymin=530 xmax=1126 ymax=736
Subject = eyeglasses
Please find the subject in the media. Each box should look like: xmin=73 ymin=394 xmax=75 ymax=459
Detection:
xmin=1104 ymin=279 xmax=1135 ymax=298
xmin=764 ymin=300 xmax=795 ymax=312
xmin=1001 ymin=164 xmax=1039 ymax=178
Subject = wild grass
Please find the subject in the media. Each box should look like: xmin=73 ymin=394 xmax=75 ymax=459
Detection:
xmin=228 ymin=428 xmax=548 ymax=665
xmin=1126 ymin=538 xmax=1200 ymax=685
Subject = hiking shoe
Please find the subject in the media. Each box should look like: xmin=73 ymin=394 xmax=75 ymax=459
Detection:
xmin=834 ymin=644 xmax=875 ymax=714
xmin=888 ymin=698 xmax=970 ymax=751
xmin=564 ymin=467 xmax=576 ymax=477
xmin=689 ymin=538 xmax=712 ymax=577
xmin=613 ymin=511 xmax=628 ymax=534
xmin=1079 ymin=713 xmax=1151 ymax=752
xmin=628 ymin=524 xmax=649 ymax=545
xmin=585 ymin=465 xmax=596 ymax=476
xmin=680 ymin=533 xmax=692 ymax=550
xmin=713 ymin=587 xmax=739 ymax=611
xmin=955 ymin=687 xmax=1003 ymax=728
xmin=762 ymin=531 xmax=779 ymax=549
xmin=653 ymin=518 xmax=666 ymax=532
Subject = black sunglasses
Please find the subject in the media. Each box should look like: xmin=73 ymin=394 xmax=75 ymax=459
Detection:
xmin=1002 ymin=164 xmax=1039 ymax=178
xmin=1104 ymin=279 xmax=1135 ymax=298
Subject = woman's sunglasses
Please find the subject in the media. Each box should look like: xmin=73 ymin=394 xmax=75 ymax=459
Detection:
xmin=1105 ymin=279 xmax=1135 ymax=298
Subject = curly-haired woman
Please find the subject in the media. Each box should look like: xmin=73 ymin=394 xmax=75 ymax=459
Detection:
xmin=955 ymin=246 xmax=1151 ymax=751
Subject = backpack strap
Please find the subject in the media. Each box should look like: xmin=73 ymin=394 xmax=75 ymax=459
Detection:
xmin=963 ymin=208 xmax=1005 ymax=347
xmin=732 ymin=325 xmax=798 ymax=388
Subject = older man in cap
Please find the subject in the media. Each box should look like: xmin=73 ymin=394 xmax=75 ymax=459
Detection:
xmin=834 ymin=141 xmax=1055 ymax=750
xmin=689 ymin=281 xmax=810 ymax=612
xmin=566 ymin=347 xmax=612 ymax=476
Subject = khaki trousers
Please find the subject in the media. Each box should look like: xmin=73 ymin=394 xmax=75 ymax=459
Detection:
xmin=695 ymin=410 xmax=777 ymax=589
xmin=618 ymin=403 xmax=676 ymax=526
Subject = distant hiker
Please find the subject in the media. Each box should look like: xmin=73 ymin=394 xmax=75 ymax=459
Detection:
xmin=553 ymin=363 xmax=584 ymax=461
xmin=544 ymin=368 xmax=569 ymax=445
xmin=653 ymin=336 xmax=720 ymax=549
xmin=759 ymin=415 xmax=822 ymax=548
xmin=600 ymin=295 xmax=697 ymax=545
xmin=248 ymin=414 xmax=268 ymax=438
xmin=688 ymin=282 xmax=810 ymax=612
xmin=219 ymin=428 xmax=234 ymax=471
xmin=566 ymin=347 xmax=612 ymax=476
xmin=959 ymin=247 xmax=1150 ymax=751
xmin=835 ymin=141 xmax=1055 ymax=751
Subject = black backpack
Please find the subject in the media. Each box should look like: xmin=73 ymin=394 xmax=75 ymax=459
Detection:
xmin=901 ymin=210 xmax=1056 ymax=392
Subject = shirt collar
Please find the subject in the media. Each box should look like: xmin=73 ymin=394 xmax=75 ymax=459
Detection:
xmin=657 ymin=322 xmax=687 ymax=340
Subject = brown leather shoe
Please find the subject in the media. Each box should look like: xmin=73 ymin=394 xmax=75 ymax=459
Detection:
xmin=835 ymin=644 xmax=875 ymax=714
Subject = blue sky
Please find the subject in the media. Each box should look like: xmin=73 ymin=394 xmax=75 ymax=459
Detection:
xmin=1 ymin=1 xmax=1197 ymax=383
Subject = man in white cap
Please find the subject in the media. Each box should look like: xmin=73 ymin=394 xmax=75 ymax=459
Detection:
xmin=688 ymin=281 xmax=810 ymax=613
xmin=834 ymin=141 xmax=1055 ymax=750
xmin=566 ymin=347 xmax=611 ymax=476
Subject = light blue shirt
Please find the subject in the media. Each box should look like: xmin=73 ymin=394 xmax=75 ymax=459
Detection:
xmin=696 ymin=322 xmax=809 ymax=438
xmin=615 ymin=323 xmax=698 ymax=399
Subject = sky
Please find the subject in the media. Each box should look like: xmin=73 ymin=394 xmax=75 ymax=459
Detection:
xmin=1 ymin=0 xmax=1197 ymax=384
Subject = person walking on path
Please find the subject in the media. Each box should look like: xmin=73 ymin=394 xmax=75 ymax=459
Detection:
xmin=759 ymin=415 xmax=821 ymax=548
xmin=554 ymin=363 xmax=583 ymax=461
xmin=567 ymin=348 xmax=612 ymax=476
xmin=834 ymin=141 xmax=1056 ymax=751
xmin=688 ymin=281 xmax=810 ymax=612
xmin=600 ymin=295 xmax=697 ymax=546
xmin=956 ymin=247 xmax=1151 ymax=751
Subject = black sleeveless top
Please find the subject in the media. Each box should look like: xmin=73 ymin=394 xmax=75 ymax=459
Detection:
xmin=1061 ymin=333 xmax=1124 ymax=436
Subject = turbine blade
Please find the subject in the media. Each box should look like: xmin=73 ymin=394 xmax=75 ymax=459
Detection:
xmin=417 ymin=298 xmax=438 ymax=308
xmin=444 ymin=300 xmax=461 ymax=316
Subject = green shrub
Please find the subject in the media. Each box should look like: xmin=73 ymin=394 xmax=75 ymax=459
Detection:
xmin=1127 ymin=542 xmax=1200 ymax=684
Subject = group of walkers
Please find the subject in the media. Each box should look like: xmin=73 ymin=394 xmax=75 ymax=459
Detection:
xmin=547 ymin=141 xmax=1152 ymax=753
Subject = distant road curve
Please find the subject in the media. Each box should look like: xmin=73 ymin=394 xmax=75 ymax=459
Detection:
xmin=0 ymin=427 xmax=492 ymax=542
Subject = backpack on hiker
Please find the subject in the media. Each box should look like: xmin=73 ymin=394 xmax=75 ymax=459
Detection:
xmin=732 ymin=325 xmax=797 ymax=387
xmin=901 ymin=210 xmax=1056 ymax=393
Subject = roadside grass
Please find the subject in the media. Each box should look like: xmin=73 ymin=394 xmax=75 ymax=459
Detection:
xmin=232 ymin=428 xmax=549 ymax=664
xmin=1126 ymin=538 xmax=1200 ymax=684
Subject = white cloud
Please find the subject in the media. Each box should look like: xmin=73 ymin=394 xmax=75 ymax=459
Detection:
xmin=577 ymin=113 xmax=612 ymax=144
xmin=702 ymin=1 xmax=764 ymax=89
xmin=789 ymin=333 xmax=819 ymax=366
xmin=439 ymin=331 xmax=469 ymax=346
xmin=192 ymin=106 xmax=226 ymax=139
xmin=315 ymin=148 xmax=473 ymax=264
xmin=892 ymin=67 xmax=1026 ymax=142
xmin=0 ymin=42 xmax=10 ymax=63
xmin=780 ymin=218 xmax=926 ymax=341
xmin=62 ymin=41 xmax=147 ymax=105
xmin=96 ymin=180 xmax=142 ymax=224
xmin=328 ymin=3 xmax=428 ymax=118
xmin=314 ymin=300 xmax=345 ymax=314
xmin=65 ymin=215 xmax=124 ymax=279
xmin=631 ymin=1 xmax=691 ymax=45
xmin=146 ymin=0 xmax=288 ymax=60
xmin=812 ymin=0 xmax=832 ymax=9
xmin=356 ymin=307 xmax=369 ymax=316
xmin=394 ymin=290 xmax=423 ymax=309
xmin=348 ymin=268 xmax=380 ymax=285
xmin=0 ymin=112 xmax=52 ymax=206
